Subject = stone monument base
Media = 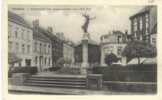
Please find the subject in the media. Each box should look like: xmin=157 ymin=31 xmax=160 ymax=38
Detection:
xmin=80 ymin=62 xmax=89 ymax=74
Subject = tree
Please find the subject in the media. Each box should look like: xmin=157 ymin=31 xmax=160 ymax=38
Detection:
xmin=104 ymin=53 xmax=119 ymax=66
xmin=56 ymin=57 xmax=72 ymax=67
xmin=122 ymin=40 xmax=156 ymax=64
xmin=56 ymin=57 xmax=65 ymax=68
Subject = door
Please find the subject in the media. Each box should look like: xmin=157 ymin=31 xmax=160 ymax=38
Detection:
xmin=39 ymin=56 xmax=42 ymax=71
xmin=25 ymin=59 xmax=31 ymax=66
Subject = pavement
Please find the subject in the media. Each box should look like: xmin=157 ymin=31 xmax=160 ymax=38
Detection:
xmin=8 ymin=85 xmax=151 ymax=95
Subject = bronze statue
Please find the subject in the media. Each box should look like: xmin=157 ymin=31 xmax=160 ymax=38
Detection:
xmin=82 ymin=14 xmax=96 ymax=33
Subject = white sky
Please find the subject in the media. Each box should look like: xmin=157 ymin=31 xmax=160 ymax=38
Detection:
xmin=9 ymin=5 xmax=144 ymax=43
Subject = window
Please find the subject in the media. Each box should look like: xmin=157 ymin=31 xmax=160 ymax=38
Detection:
xmin=40 ymin=43 xmax=42 ymax=53
xmin=27 ymin=31 xmax=30 ymax=40
xmin=8 ymin=30 xmax=11 ymax=38
xmin=27 ymin=32 xmax=29 ymax=40
xmin=151 ymin=37 xmax=156 ymax=45
xmin=21 ymin=29 xmax=25 ymax=40
xmin=16 ymin=43 xmax=19 ymax=53
xmin=44 ymin=44 xmax=46 ymax=53
xmin=117 ymin=46 xmax=122 ymax=56
xmin=48 ymin=58 xmax=51 ymax=65
xmin=9 ymin=41 xmax=13 ymax=51
xmin=8 ymin=25 xmax=12 ymax=38
xmin=134 ymin=31 xmax=137 ymax=39
xmin=45 ymin=57 xmax=47 ymax=65
xmin=152 ymin=38 xmax=156 ymax=45
xmin=34 ymin=42 xmax=37 ymax=52
xmin=117 ymin=35 xmax=122 ymax=43
xmin=133 ymin=18 xmax=138 ymax=31
xmin=25 ymin=59 xmax=31 ymax=66
xmin=145 ymin=14 xmax=149 ymax=31
xmin=139 ymin=17 xmax=143 ymax=30
xmin=35 ymin=56 xmax=37 ymax=64
xmin=105 ymin=47 xmax=113 ymax=54
xmin=22 ymin=44 xmax=25 ymax=53
xmin=15 ymin=30 xmax=18 ymax=38
xmin=48 ymin=45 xmax=50 ymax=54
xmin=27 ymin=45 xmax=30 ymax=53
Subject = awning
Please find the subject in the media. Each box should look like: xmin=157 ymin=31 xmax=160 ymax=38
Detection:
xmin=8 ymin=52 xmax=22 ymax=64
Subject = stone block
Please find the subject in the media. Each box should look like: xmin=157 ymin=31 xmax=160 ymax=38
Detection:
xmin=9 ymin=73 xmax=30 ymax=86
xmin=86 ymin=74 xmax=103 ymax=90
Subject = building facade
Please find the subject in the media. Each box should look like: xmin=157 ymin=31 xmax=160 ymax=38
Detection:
xmin=55 ymin=32 xmax=75 ymax=64
xmin=129 ymin=6 xmax=157 ymax=44
xmin=100 ymin=31 xmax=127 ymax=66
xmin=32 ymin=20 xmax=52 ymax=71
xmin=63 ymin=41 xmax=75 ymax=64
xmin=41 ymin=27 xmax=63 ymax=67
xmin=8 ymin=11 xmax=33 ymax=67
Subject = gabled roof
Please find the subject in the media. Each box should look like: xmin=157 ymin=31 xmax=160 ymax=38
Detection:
xmin=8 ymin=11 xmax=31 ymax=29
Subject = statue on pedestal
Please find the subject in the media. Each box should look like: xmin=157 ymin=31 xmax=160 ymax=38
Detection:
xmin=80 ymin=13 xmax=96 ymax=74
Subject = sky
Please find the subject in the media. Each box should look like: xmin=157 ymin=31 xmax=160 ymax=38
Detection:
xmin=9 ymin=5 xmax=144 ymax=43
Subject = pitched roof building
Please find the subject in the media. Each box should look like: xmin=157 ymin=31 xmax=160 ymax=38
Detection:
xmin=8 ymin=11 xmax=33 ymax=67
xmin=32 ymin=20 xmax=52 ymax=71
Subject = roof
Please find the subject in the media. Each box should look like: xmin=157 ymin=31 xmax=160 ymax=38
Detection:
xmin=100 ymin=30 xmax=127 ymax=44
xmin=130 ymin=6 xmax=153 ymax=19
xmin=101 ymin=30 xmax=125 ymax=39
xmin=8 ymin=11 xmax=31 ymax=29
xmin=33 ymin=25 xmax=64 ymax=44
xmin=33 ymin=27 xmax=51 ymax=42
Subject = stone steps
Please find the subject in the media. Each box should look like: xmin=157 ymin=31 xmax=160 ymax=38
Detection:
xmin=23 ymin=83 xmax=86 ymax=88
xmin=24 ymin=74 xmax=87 ymax=89
xmin=25 ymin=80 xmax=86 ymax=85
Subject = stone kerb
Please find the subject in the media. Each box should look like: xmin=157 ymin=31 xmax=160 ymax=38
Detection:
xmin=86 ymin=74 xmax=103 ymax=90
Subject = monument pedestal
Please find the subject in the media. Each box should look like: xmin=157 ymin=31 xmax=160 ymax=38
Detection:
xmin=80 ymin=33 xmax=89 ymax=75
xmin=80 ymin=62 xmax=89 ymax=74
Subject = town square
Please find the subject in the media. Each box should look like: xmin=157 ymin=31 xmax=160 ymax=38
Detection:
xmin=8 ymin=5 xmax=157 ymax=94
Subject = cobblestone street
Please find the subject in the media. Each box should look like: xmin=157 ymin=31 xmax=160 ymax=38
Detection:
xmin=9 ymin=85 xmax=152 ymax=95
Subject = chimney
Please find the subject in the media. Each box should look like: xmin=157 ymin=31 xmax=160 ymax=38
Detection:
xmin=125 ymin=30 xmax=128 ymax=41
xmin=47 ymin=26 xmax=53 ymax=33
xmin=33 ymin=19 xmax=39 ymax=31
xmin=56 ymin=32 xmax=64 ymax=40
xmin=125 ymin=30 xmax=128 ymax=35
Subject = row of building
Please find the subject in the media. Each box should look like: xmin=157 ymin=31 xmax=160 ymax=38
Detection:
xmin=8 ymin=11 xmax=75 ymax=71
xmin=100 ymin=6 xmax=157 ymax=66
xmin=8 ymin=6 xmax=157 ymax=71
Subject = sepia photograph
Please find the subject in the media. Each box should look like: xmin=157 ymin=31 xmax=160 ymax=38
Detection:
xmin=7 ymin=5 xmax=157 ymax=95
